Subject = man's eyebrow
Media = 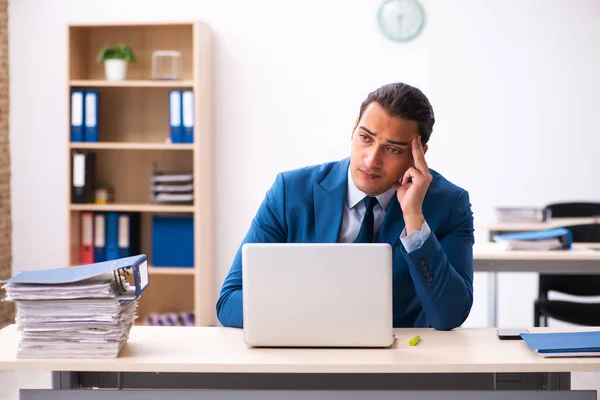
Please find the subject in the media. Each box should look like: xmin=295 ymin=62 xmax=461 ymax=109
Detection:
xmin=359 ymin=126 xmax=410 ymax=146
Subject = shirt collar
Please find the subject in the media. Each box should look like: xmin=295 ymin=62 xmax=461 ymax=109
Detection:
xmin=346 ymin=166 xmax=396 ymax=211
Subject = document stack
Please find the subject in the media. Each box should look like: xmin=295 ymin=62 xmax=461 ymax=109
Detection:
xmin=0 ymin=254 xmax=148 ymax=358
xmin=494 ymin=206 xmax=552 ymax=223
xmin=522 ymin=331 xmax=600 ymax=357
xmin=493 ymin=228 xmax=573 ymax=251
xmin=150 ymin=161 xmax=193 ymax=204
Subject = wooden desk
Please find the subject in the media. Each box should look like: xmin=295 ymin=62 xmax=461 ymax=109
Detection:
xmin=475 ymin=218 xmax=600 ymax=328
xmin=1 ymin=325 xmax=599 ymax=399
xmin=476 ymin=217 xmax=600 ymax=234
xmin=474 ymin=243 xmax=600 ymax=273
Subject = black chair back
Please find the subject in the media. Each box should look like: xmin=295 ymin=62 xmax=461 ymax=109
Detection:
xmin=538 ymin=223 xmax=600 ymax=297
xmin=545 ymin=202 xmax=600 ymax=218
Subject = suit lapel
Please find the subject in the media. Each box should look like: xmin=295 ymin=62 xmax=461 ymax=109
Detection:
xmin=314 ymin=159 xmax=349 ymax=243
xmin=376 ymin=196 xmax=405 ymax=248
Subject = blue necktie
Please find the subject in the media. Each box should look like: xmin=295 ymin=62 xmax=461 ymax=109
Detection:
xmin=354 ymin=196 xmax=378 ymax=243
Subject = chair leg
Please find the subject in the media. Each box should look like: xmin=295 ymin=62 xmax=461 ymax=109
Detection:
xmin=534 ymin=307 xmax=541 ymax=327
xmin=543 ymin=315 xmax=548 ymax=327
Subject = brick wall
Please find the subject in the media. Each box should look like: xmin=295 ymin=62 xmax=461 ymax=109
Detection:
xmin=0 ymin=0 xmax=14 ymax=326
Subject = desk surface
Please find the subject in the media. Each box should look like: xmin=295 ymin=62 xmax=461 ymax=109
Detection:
xmin=477 ymin=217 xmax=600 ymax=233
xmin=474 ymin=242 xmax=600 ymax=262
xmin=2 ymin=325 xmax=600 ymax=374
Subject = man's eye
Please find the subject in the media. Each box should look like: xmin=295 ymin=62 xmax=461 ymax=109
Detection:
xmin=388 ymin=147 xmax=402 ymax=154
xmin=360 ymin=134 xmax=371 ymax=142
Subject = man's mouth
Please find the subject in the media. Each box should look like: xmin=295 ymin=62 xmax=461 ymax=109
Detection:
xmin=359 ymin=169 xmax=380 ymax=179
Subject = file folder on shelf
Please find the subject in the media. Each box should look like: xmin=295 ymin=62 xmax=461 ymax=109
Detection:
xmin=169 ymin=90 xmax=183 ymax=143
xmin=71 ymin=151 xmax=96 ymax=204
xmin=493 ymin=227 xmax=573 ymax=250
xmin=94 ymin=212 xmax=107 ymax=263
xmin=2 ymin=254 xmax=149 ymax=301
xmin=80 ymin=212 xmax=94 ymax=264
xmin=118 ymin=212 xmax=141 ymax=258
xmin=182 ymin=90 xmax=194 ymax=143
xmin=106 ymin=212 xmax=120 ymax=261
xmin=521 ymin=331 xmax=600 ymax=358
xmin=70 ymin=89 xmax=85 ymax=142
xmin=84 ymin=90 xmax=99 ymax=142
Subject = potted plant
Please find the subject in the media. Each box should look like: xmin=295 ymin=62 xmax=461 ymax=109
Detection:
xmin=97 ymin=43 xmax=137 ymax=81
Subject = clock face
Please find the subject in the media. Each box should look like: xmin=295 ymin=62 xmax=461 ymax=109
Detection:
xmin=377 ymin=0 xmax=425 ymax=42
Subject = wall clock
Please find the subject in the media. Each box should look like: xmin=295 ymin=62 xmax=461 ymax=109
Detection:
xmin=377 ymin=0 xmax=425 ymax=42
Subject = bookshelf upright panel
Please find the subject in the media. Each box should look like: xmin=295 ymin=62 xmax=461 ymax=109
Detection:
xmin=67 ymin=21 xmax=215 ymax=326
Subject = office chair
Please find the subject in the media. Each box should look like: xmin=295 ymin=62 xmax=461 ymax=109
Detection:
xmin=534 ymin=202 xmax=600 ymax=327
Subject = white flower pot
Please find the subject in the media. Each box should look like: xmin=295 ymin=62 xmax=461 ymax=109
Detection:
xmin=104 ymin=59 xmax=128 ymax=81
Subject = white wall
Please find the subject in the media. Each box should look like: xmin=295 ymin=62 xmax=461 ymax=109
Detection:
xmin=9 ymin=0 xmax=600 ymax=330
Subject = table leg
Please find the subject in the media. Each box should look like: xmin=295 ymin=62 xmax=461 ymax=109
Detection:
xmin=487 ymin=272 xmax=498 ymax=327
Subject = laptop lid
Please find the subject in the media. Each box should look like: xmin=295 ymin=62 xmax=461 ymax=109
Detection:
xmin=241 ymin=243 xmax=394 ymax=347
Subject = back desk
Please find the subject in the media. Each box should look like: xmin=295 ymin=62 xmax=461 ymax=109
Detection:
xmin=2 ymin=324 xmax=600 ymax=399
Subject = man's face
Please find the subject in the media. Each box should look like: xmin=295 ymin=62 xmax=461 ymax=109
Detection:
xmin=350 ymin=101 xmax=427 ymax=196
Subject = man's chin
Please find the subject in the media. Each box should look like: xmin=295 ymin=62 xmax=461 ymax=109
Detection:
xmin=356 ymin=181 xmax=386 ymax=197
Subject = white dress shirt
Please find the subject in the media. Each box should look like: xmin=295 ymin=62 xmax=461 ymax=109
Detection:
xmin=338 ymin=167 xmax=431 ymax=252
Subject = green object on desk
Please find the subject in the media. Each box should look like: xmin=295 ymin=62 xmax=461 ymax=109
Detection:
xmin=409 ymin=335 xmax=421 ymax=346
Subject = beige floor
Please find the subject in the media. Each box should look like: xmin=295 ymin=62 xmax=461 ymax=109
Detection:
xmin=1 ymin=370 xmax=599 ymax=399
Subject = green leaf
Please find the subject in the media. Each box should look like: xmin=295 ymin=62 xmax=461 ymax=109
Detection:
xmin=97 ymin=43 xmax=137 ymax=63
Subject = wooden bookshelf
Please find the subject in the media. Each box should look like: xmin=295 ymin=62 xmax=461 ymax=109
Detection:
xmin=67 ymin=21 xmax=214 ymax=326
xmin=149 ymin=267 xmax=196 ymax=276
xmin=70 ymin=142 xmax=195 ymax=150
xmin=70 ymin=204 xmax=196 ymax=213
xmin=70 ymin=79 xmax=194 ymax=88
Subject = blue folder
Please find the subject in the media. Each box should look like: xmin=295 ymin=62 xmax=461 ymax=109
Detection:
xmin=493 ymin=227 xmax=573 ymax=249
xmin=182 ymin=90 xmax=194 ymax=143
xmin=84 ymin=90 xmax=99 ymax=142
xmin=169 ymin=90 xmax=183 ymax=143
xmin=521 ymin=331 xmax=600 ymax=357
xmin=70 ymin=90 xmax=85 ymax=142
xmin=106 ymin=212 xmax=120 ymax=261
xmin=3 ymin=254 xmax=149 ymax=300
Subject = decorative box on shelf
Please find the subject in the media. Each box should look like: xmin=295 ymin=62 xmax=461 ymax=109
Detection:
xmin=152 ymin=50 xmax=182 ymax=80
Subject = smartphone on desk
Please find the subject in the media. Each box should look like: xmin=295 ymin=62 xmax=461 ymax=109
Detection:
xmin=497 ymin=328 xmax=529 ymax=340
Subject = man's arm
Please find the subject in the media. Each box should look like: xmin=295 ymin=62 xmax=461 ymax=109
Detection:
xmin=216 ymin=173 xmax=288 ymax=328
xmin=401 ymin=189 xmax=474 ymax=330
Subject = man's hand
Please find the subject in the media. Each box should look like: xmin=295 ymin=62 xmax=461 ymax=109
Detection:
xmin=392 ymin=135 xmax=432 ymax=233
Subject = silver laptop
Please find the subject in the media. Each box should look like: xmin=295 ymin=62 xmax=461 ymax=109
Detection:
xmin=241 ymin=243 xmax=394 ymax=347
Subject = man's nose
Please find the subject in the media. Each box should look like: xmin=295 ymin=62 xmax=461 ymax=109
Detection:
xmin=364 ymin=148 xmax=382 ymax=170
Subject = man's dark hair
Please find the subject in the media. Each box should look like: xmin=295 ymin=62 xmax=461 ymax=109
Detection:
xmin=357 ymin=82 xmax=435 ymax=145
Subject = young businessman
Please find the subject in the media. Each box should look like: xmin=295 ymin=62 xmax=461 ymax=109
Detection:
xmin=216 ymin=82 xmax=474 ymax=330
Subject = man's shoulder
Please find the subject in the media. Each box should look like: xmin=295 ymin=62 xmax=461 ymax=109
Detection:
xmin=278 ymin=158 xmax=347 ymax=183
xmin=428 ymin=168 xmax=469 ymax=198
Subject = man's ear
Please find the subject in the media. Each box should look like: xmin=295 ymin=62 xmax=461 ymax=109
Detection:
xmin=423 ymin=144 xmax=429 ymax=155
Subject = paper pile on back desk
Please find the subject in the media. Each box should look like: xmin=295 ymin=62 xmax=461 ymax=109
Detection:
xmin=2 ymin=271 xmax=137 ymax=358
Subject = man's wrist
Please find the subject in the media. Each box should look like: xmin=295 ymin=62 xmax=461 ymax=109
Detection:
xmin=404 ymin=213 xmax=425 ymax=234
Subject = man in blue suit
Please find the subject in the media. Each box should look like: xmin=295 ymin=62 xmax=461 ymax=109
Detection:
xmin=216 ymin=82 xmax=474 ymax=330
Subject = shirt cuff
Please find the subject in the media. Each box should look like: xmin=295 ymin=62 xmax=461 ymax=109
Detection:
xmin=399 ymin=220 xmax=431 ymax=253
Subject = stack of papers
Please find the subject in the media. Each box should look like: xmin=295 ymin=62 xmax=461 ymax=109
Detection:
xmin=498 ymin=238 xmax=563 ymax=251
xmin=1 ymin=270 xmax=139 ymax=358
xmin=494 ymin=206 xmax=551 ymax=223
xmin=150 ymin=173 xmax=193 ymax=203
xmin=521 ymin=331 xmax=600 ymax=357
xmin=493 ymin=228 xmax=572 ymax=251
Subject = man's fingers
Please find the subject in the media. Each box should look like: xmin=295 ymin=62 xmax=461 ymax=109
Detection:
xmin=402 ymin=167 xmax=419 ymax=186
xmin=411 ymin=136 xmax=428 ymax=173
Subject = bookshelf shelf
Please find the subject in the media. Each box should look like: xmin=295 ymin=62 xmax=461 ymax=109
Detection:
xmin=70 ymin=203 xmax=196 ymax=213
xmin=70 ymin=142 xmax=194 ymax=151
xmin=70 ymin=79 xmax=194 ymax=88
xmin=67 ymin=21 xmax=214 ymax=327
xmin=149 ymin=267 xmax=195 ymax=276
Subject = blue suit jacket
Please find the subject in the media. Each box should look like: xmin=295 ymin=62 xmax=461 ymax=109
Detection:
xmin=216 ymin=158 xmax=475 ymax=330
